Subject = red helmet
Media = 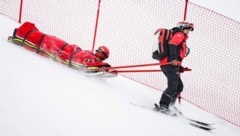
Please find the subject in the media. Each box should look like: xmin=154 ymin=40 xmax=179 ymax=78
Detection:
xmin=177 ymin=21 xmax=194 ymax=31
xmin=95 ymin=45 xmax=110 ymax=60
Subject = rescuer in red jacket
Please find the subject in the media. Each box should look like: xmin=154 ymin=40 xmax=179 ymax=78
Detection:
xmin=158 ymin=22 xmax=194 ymax=115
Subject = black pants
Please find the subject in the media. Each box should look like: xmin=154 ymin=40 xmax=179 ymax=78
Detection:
xmin=159 ymin=65 xmax=183 ymax=108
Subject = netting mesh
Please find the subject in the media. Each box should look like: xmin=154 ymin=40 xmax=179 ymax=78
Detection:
xmin=184 ymin=2 xmax=240 ymax=126
xmin=1 ymin=0 xmax=239 ymax=127
xmin=21 ymin=0 xmax=98 ymax=50
xmin=0 ymin=0 xmax=19 ymax=21
xmin=96 ymin=0 xmax=185 ymax=91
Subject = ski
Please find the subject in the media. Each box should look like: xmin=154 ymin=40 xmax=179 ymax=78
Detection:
xmin=189 ymin=122 xmax=214 ymax=131
xmin=153 ymin=103 xmax=215 ymax=130
xmin=186 ymin=118 xmax=214 ymax=126
xmin=130 ymin=102 xmax=215 ymax=131
xmin=155 ymin=103 xmax=215 ymax=131
xmin=84 ymin=67 xmax=118 ymax=78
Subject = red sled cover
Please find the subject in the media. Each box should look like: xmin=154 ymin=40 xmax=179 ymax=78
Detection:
xmin=10 ymin=22 xmax=110 ymax=68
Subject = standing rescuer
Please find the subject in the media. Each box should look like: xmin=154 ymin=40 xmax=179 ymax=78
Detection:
xmin=157 ymin=21 xmax=194 ymax=115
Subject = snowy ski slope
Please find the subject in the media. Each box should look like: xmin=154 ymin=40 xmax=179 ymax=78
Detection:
xmin=0 ymin=15 xmax=240 ymax=136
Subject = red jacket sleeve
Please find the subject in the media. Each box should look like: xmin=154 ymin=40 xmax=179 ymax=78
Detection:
xmin=169 ymin=32 xmax=185 ymax=46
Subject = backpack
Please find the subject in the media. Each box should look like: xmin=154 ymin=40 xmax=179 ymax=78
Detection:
xmin=152 ymin=28 xmax=172 ymax=60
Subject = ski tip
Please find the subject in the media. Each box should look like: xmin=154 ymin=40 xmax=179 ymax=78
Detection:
xmin=188 ymin=118 xmax=214 ymax=126
xmin=153 ymin=103 xmax=161 ymax=112
xmin=190 ymin=123 xmax=215 ymax=131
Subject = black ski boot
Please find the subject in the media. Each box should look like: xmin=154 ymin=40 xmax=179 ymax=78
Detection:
xmin=154 ymin=103 xmax=176 ymax=116
xmin=159 ymin=105 xmax=176 ymax=116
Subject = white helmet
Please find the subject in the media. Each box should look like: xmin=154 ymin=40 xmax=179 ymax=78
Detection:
xmin=177 ymin=21 xmax=194 ymax=31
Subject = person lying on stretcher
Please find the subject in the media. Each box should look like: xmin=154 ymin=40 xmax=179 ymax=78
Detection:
xmin=9 ymin=22 xmax=111 ymax=71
